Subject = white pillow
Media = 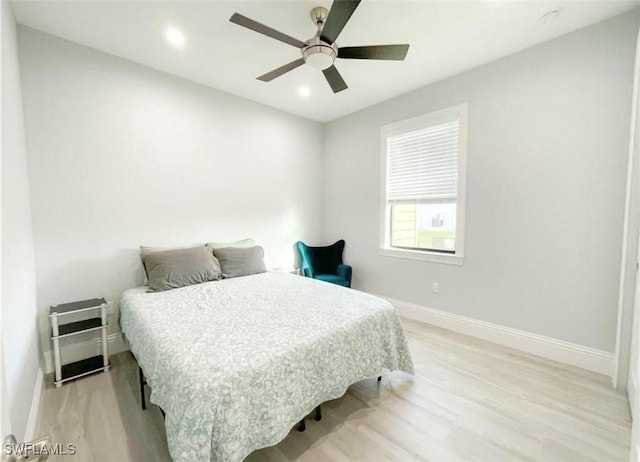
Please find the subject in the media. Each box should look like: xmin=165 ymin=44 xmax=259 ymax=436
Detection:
xmin=206 ymin=238 xmax=255 ymax=249
xmin=140 ymin=243 xmax=203 ymax=256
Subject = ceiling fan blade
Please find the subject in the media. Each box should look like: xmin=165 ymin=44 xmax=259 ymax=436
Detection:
xmin=257 ymin=58 xmax=305 ymax=82
xmin=320 ymin=0 xmax=361 ymax=45
xmin=338 ymin=44 xmax=410 ymax=60
xmin=230 ymin=13 xmax=306 ymax=48
xmin=323 ymin=65 xmax=348 ymax=93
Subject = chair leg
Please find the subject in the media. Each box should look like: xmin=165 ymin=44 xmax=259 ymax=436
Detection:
xmin=297 ymin=419 xmax=306 ymax=432
xmin=138 ymin=366 xmax=146 ymax=410
xmin=377 ymin=375 xmax=382 ymax=382
xmin=314 ymin=405 xmax=322 ymax=421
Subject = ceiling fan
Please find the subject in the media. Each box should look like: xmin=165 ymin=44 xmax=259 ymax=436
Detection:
xmin=229 ymin=0 xmax=409 ymax=93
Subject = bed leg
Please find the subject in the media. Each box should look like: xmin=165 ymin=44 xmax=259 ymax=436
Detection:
xmin=314 ymin=405 xmax=322 ymax=421
xmin=297 ymin=419 xmax=306 ymax=432
xmin=138 ymin=366 xmax=146 ymax=411
xmin=377 ymin=375 xmax=382 ymax=382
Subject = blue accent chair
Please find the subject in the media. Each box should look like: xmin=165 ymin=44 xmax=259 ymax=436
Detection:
xmin=296 ymin=240 xmax=352 ymax=288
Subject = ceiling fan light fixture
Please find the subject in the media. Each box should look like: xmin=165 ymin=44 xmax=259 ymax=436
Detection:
xmin=303 ymin=46 xmax=335 ymax=70
xmin=302 ymin=38 xmax=337 ymax=70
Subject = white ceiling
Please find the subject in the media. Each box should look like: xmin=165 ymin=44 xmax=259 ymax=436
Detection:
xmin=11 ymin=0 xmax=639 ymax=122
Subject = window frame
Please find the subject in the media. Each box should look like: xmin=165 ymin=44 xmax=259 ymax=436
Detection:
xmin=379 ymin=103 xmax=468 ymax=266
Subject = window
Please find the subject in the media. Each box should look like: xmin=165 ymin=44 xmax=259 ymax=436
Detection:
xmin=380 ymin=103 xmax=467 ymax=265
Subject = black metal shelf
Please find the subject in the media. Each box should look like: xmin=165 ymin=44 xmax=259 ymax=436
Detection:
xmin=54 ymin=317 xmax=105 ymax=338
xmin=50 ymin=298 xmax=106 ymax=316
xmin=58 ymin=355 xmax=108 ymax=384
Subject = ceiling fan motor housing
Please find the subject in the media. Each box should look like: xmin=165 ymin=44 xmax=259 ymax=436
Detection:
xmin=302 ymin=36 xmax=338 ymax=70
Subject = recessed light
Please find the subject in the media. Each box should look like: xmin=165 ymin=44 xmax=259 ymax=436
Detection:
xmin=298 ymin=86 xmax=311 ymax=98
xmin=165 ymin=26 xmax=185 ymax=48
xmin=539 ymin=10 xmax=561 ymax=24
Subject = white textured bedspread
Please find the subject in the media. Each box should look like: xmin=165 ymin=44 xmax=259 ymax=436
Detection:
xmin=120 ymin=272 xmax=414 ymax=462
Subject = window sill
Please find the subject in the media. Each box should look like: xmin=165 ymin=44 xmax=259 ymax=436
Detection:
xmin=379 ymin=247 xmax=464 ymax=266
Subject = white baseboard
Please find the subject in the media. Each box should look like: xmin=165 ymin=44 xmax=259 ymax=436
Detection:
xmin=386 ymin=296 xmax=615 ymax=378
xmin=43 ymin=332 xmax=129 ymax=374
xmin=24 ymin=368 xmax=43 ymax=441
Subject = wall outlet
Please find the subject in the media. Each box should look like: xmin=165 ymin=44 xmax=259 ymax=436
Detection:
xmin=432 ymin=282 xmax=439 ymax=294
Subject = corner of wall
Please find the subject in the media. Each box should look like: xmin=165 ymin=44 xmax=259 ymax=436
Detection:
xmin=2 ymin=0 xmax=43 ymax=441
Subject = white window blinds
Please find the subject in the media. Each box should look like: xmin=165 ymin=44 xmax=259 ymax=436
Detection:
xmin=386 ymin=115 xmax=459 ymax=202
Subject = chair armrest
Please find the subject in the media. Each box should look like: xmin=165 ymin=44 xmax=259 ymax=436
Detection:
xmin=336 ymin=264 xmax=352 ymax=284
xmin=296 ymin=241 xmax=315 ymax=278
xmin=301 ymin=265 xmax=314 ymax=278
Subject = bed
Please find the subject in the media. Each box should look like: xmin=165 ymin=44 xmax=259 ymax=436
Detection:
xmin=120 ymin=271 xmax=414 ymax=462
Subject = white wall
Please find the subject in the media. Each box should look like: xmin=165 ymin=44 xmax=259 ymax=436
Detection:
xmin=1 ymin=3 xmax=41 ymax=440
xmin=616 ymin=15 xmax=640 ymax=391
xmin=628 ymin=22 xmax=640 ymax=462
xmin=323 ymin=12 xmax=638 ymax=352
xmin=630 ymin=273 xmax=639 ymax=460
xmin=17 ymin=27 xmax=324 ymax=362
xmin=615 ymin=106 xmax=640 ymax=388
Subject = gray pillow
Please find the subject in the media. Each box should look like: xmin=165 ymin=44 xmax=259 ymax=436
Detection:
xmin=141 ymin=246 xmax=221 ymax=292
xmin=213 ymin=246 xmax=267 ymax=279
xmin=139 ymin=243 xmax=204 ymax=284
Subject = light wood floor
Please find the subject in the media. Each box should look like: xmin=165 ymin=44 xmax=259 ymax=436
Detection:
xmin=37 ymin=318 xmax=632 ymax=461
